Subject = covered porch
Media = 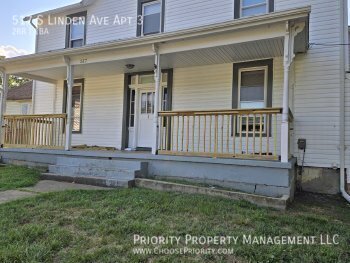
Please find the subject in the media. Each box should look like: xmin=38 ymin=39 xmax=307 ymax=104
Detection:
xmin=0 ymin=7 xmax=310 ymax=164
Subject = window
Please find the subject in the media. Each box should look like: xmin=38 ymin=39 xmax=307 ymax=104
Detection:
xmin=66 ymin=12 xmax=87 ymax=48
xmin=137 ymin=0 xmax=164 ymax=36
xmin=232 ymin=60 xmax=273 ymax=134
xmin=238 ymin=68 xmax=267 ymax=133
xmin=238 ymin=68 xmax=267 ymax=109
xmin=234 ymin=0 xmax=273 ymax=19
xmin=63 ymin=79 xmax=84 ymax=133
xmin=21 ymin=103 xmax=29 ymax=115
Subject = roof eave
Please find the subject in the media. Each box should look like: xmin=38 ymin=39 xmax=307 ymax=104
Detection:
xmin=3 ymin=6 xmax=310 ymax=67
xmin=23 ymin=0 xmax=95 ymax=21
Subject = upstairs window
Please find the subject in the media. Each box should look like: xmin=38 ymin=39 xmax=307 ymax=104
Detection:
xmin=137 ymin=0 xmax=164 ymax=36
xmin=66 ymin=12 xmax=87 ymax=48
xmin=235 ymin=0 xmax=273 ymax=19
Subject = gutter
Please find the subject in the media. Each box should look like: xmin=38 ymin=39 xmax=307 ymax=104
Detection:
xmin=340 ymin=0 xmax=350 ymax=202
xmin=0 ymin=6 xmax=310 ymax=67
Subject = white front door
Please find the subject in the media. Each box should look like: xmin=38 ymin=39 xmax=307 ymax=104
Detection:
xmin=137 ymin=89 xmax=155 ymax=148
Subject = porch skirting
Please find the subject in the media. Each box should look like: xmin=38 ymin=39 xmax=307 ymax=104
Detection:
xmin=0 ymin=148 xmax=296 ymax=199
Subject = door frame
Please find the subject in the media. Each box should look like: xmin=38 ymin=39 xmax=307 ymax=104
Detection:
xmin=121 ymin=69 xmax=173 ymax=150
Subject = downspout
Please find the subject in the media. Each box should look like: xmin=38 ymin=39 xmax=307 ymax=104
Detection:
xmin=340 ymin=0 xmax=350 ymax=202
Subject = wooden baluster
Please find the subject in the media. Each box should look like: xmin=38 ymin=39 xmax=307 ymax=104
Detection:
xmin=209 ymin=115 xmax=212 ymax=153
xmin=259 ymin=113 xmax=263 ymax=156
xmin=221 ymin=115 xmax=224 ymax=153
xmin=170 ymin=116 xmax=174 ymax=151
xmin=165 ymin=116 xmax=169 ymax=151
xmin=274 ymin=113 xmax=277 ymax=158
xmin=186 ymin=115 xmax=190 ymax=152
xmin=192 ymin=116 xmax=195 ymax=152
xmin=266 ymin=114 xmax=270 ymax=157
xmin=197 ymin=116 xmax=201 ymax=152
xmin=159 ymin=115 xmax=163 ymax=151
xmin=226 ymin=115 xmax=229 ymax=153
xmin=253 ymin=114 xmax=256 ymax=156
xmin=181 ymin=115 xmax=184 ymax=152
xmin=246 ymin=115 xmax=249 ymax=155
xmin=233 ymin=114 xmax=236 ymax=155
xmin=176 ymin=115 xmax=179 ymax=152
xmin=214 ymin=115 xmax=218 ymax=156
xmin=239 ymin=115 xmax=243 ymax=155
xmin=203 ymin=115 xmax=206 ymax=153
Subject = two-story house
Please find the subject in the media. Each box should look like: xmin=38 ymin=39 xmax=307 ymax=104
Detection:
xmin=0 ymin=0 xmax=349 ymax=205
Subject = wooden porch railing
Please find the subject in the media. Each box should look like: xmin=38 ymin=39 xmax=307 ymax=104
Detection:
xmin=158 ymin=108 xmax=291 ymax=160
xmin=3 ymin=114 xmax=67 ymax=149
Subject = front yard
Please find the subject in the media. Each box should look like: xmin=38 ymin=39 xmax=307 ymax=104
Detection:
xmin=0 ymin=166 xmax=349 ymax=262
xmin=0 ymin=165 xmax=40 ymax=191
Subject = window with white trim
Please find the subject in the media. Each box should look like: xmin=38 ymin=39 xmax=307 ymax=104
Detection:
xmin=141 ymin=1 xmax=161 ymax=35
xmin=241 ymin=0 xmax=268 ymax=17
xmin=238 ymin=67 xmax=267 ymax=109
xmin=238 ymin=67 xmax=268 ymax=133
xmin=67 ymin=12 xmax=86 ymax=48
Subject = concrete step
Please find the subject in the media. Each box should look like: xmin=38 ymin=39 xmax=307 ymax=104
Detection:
xmin=41 ymin=173 xmax=135 ymax=188
xmin=48 ymin=164 xmax=137 ymax=180
xmin=55 ymin=156 xmax=148 ymax=173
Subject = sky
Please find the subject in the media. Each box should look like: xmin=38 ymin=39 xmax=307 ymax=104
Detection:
xmin=0 ymin=0 xmax=350 ymax=58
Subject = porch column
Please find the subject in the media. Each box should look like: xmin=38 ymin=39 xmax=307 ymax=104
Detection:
xmin=281 ymin=22 xmax=294 ymax=163
xmin=0 ymin=70 xmax=9 ymax=145
xmin=152 ymin=44 xmax=161 ymax=155
xmin=64 ymin=57 xmax=74 ymax=151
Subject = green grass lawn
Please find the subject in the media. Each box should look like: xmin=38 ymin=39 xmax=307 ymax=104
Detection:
xmin=0 ymin=165 xmax=41 ymax=191
xmin=0 ymin=186 xmax=349 ymax=263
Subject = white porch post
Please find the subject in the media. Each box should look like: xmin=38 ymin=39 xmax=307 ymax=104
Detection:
xmin=281 ymin=22 xmax=294 ymax=163
xmin=0 ymin=71 xmax=9 ymax=145
xmin=152 ymin=44 xmax=161 ymax=155
xmin=64 ymin=57 xmax=74 ymax=151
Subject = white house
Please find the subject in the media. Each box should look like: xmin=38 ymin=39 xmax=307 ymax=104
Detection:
xmin=0 ymin=0 xmax=349 ymax=203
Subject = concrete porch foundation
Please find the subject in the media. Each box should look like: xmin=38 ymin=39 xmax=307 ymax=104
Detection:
xmin=0 ymin=148 xmax=296 ymax=199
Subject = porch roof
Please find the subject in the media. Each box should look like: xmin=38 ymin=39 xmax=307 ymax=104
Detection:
xmin=0 ymin=6 xmax=310 ymax=82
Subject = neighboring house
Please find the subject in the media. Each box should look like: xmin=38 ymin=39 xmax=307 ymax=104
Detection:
xmin=5 ymin=81 xmax=32 ymax=115
xmin=0 ymin=0 xmax=349 ymax=202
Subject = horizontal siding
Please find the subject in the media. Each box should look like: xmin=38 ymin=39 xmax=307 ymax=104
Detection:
xmin=37 ymin=16 xmax=66 ymax=52
xmin=33 ymin=81 xmax=56 ymax=114
xmin=165 ymin=0 xmax=233 ymax=32
xmin=277 ymin=0 xmax=342 ymax=168
xmin=345 ymin=78 xmax=350 ymax=180
xmin=86 ymin=0 xmax=137 ymax=44
xmin=55 ymin=75 xmax=125 ymax=149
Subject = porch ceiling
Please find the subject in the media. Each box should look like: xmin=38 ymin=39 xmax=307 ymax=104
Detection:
xmin=19 ymin=37 xmax=284 ymax=81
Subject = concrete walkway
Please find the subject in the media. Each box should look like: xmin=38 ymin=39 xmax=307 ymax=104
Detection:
xmin=0 ymin=180 xmax=110 ymax=204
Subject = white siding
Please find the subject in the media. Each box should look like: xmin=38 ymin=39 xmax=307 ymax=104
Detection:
xmin=165 ymin=0 xmax=233 ymax=32
xmin=345 ymin=77 xmax=350 ymax=179
xmin=86 ymin=0 xmax=137 ymax=44
xmin=37 ymin=16 xmax=66 ymax=52
xmin=54 ymin=75 xmax=125 ymax=149
xmin=33 ymin=81 xmax=56 ymax=114
xmin=277 ymin=0 xmax=342 ymax=168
